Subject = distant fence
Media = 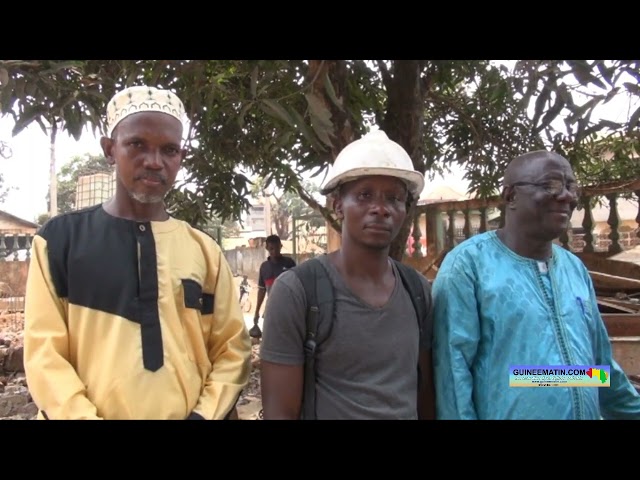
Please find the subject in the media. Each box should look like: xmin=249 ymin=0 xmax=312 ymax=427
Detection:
xmin=0 ymin=233 xmax=32 ymax=313
xmin=0 ymin=233 xmax=32 ymax=262
xmin=222 ymin=245 xmax=320 ymax=279
xmin=224 ymin=247 xmax=267 ymax=278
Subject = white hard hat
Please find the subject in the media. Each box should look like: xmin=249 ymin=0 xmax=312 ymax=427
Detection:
xmin=320 ymin=130 xmax=425 ymax=198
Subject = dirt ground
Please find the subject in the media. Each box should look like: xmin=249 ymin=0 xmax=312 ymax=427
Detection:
xmin=236 ymin=341 xmax=263 ymax=420
xmin=0 ymin=311 xmax=35 ymax=420
xmin=0 ymin=313 xmax=23 ymax=348
xmin=232 ymin=274 xmax=263 ymax=420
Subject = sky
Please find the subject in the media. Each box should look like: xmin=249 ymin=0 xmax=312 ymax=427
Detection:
xmin=0 ymin=119 xmax=102 ymax=221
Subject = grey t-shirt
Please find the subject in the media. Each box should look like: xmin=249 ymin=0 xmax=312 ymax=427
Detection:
xmin=260 ymin=254 xmax=433 ymax=420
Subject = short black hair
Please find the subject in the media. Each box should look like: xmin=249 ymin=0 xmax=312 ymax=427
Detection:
xmin=265 ymin=234 xmax=281 ymax=245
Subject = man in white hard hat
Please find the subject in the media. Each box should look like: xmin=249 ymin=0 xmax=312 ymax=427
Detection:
xmin=259 ymin=130 xmax=435 ymax=419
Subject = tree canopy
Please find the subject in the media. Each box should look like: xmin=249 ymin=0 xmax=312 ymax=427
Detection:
xmin=1 ymin=60 xmax=638 ymax=257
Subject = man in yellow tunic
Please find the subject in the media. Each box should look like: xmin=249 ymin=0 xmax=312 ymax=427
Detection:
xmin=23 ymin=85 xmax=252 ymax=420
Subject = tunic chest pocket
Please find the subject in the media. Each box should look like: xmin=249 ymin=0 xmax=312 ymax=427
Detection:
xmin=181 ymin=279 xmax=214 ymax=314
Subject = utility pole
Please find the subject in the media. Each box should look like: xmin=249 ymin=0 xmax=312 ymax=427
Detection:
xmin=264 ymin=193 xmax=272 ymax=235
xmin=49 ymin=122 xmax=58 ymax=217
xmin=261 ymin=186 xmax=273 ymax=236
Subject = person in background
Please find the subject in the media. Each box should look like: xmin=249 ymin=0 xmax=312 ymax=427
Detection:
xmin=250 ymin=234 xmax=296 ymax=338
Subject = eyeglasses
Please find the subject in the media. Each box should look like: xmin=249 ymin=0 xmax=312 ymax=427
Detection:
xmin=511 ymin=179 xmax=580 ymax=197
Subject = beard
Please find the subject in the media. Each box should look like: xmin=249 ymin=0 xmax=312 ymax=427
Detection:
xmin=128 ymin=190 xmax=166 ymax=204
xmin=115 ymin=165 xmax=168 ymax=204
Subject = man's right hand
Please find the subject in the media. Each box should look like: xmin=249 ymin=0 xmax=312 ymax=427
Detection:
xmin=249 ymin=316 xmax=262 ymax=339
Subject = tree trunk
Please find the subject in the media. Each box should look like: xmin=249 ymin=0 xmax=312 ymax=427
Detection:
xmin=274 ymin=212 xmax=290 ymax=240
xmin=381 ymin=61 xmax=426 ymax=261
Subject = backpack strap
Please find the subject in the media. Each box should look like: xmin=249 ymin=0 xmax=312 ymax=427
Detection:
xmin=293 ymin=258 xmax=427 ymax=419
xmin=392 ymin=260 xmax=429 ymax=391
xmin=290 ymin=257 xmax=334 ymax=420
xmin=392 ymin=259 xmax=427 ymax=344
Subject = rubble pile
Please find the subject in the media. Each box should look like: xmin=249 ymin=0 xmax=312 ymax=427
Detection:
xmin=236 ymin=341 xmax=263 ymax=420
xmin=0 ymin=313 xmax=36 ymax=420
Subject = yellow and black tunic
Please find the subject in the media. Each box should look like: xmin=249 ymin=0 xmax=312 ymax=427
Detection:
xmin=24 ymin=204 xmax=251 ymax=420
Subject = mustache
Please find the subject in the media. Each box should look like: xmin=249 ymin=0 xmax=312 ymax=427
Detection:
xmin=134 ymin=173 xmax=167 ymax=184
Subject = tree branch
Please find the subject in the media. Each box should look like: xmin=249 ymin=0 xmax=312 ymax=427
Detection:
xmin=275 ymin=159 xmax=341 ymax=232
xmin=377 ymin=60 xmax=392 ymax=91
xmin=274 ymin=60 xmax=326 ymax=103
xmin=428 ymin=90 xmax=486 ymax=150
xmin=293 ymin=183 xmax=341 ymax=233
xmin=0 ymin=141 xmax=12 ymax=159
xmin=0 ymin=60 xmax=44 ymax=69
xmin=420 ymin=69 xmax=434 ymax=102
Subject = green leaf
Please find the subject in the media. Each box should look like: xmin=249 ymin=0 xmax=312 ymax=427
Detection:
xmin=14 ymin=77 xmax=25 ymax=99
xmin=125 ymin=69 xmax=139 ymax=87
xmin=0 ymin=77 xmax=13 ymax=113
xmin=536 ymin=97 xmax=565 ymax=133
xmin=567 ymin=97 xmax=599 ymax=123
xmin=556 ymin=83 xmax=572 ymax=105
xmin=275 ymin=131 xmax=294 ymax=149
xmin=237 ymin=102 xmax=253 ymax=129
xmin=323 ymin=73 xmax=344 ymax=112
xmin=598 ymin=119 xmax=622 ymax=130
xmin=307 ymin=165 xmax=329 ymax=179
xmin=0 ymin=68 xmax=8 ymax=87
xmin=69 ymin=123 xmax=83 ymax=142
xmin=25 ymin=81 xmax=38 ymax=97
xmin=304 ymin=92 xmax=334 ymax=147
xmin=603 ymin=86 xmax=620 ymax=104
xmin=596 ymin=62 xmax=614 ymax=86
xmin=569 ymin=60 xmax=606 ymax=89
xmin=250 ymin=66 xmax=258 ymax=98
xmin=628 ymin=105 xmax=640 ymax=131
xmin=512 ymin=77 xmax=524 ymax=94
xmin=35 ymin=116 xmax=49 ymax=136
xmin=12 ymin=105 xmax=46 ymax=137
xmin=39 ymin=61 xmax=84 ymax=75
xmin=532 ymin=84 xmax=551 ymax=126
xmin=290 ymin=108 xmax=327 ymax=153
xmin=623 ymin=82 xmax=640 ymax=96
xmin=261 ymin=99 xmax=294 ymax=127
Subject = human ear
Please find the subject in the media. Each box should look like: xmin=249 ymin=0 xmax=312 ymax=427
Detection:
xmin=100 ymin=137 xmax=115 ymax=165
xmin=502 ymin=187 xmax=517 ymax=209
xmin=333 ymin=196 xmax=344 ymax=220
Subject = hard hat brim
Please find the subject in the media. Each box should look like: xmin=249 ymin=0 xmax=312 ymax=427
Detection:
xmin=320 ymin=167 xmax=425 ymax=198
